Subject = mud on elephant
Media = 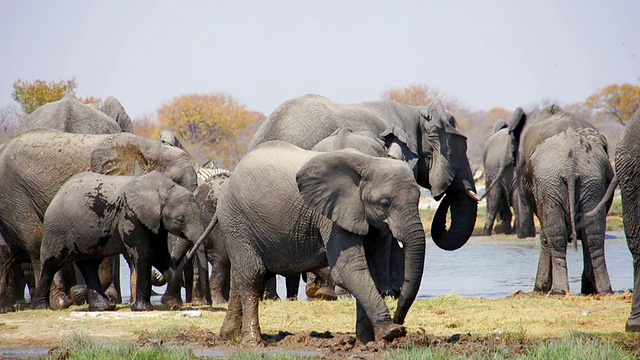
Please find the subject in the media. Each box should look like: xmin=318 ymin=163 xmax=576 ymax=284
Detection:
xmin=32 ymin=171 xmax=213 ymax=311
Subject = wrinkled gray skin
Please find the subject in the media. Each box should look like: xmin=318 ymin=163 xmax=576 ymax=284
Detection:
xmin=32 ymin=172 xmax=210 ymax=311
xmin=481 ymin=109 xmax=527 ymax=236
xmin=216 ymin=141 xmax=426 ymax=345
xmin=520 ymin=107 xmax=613 ymax=296
xmin=308 ymin=128 xmax=404 ymax=298
xmin=250 ymin=94 xmax=479 ymax=252
xmin=19 ymin=94 xmax=133 ymax=134
xmin=586 ymin=108 xmax=640 ymax=331
xmin=0 ymin=129 xmax=198 ymax=312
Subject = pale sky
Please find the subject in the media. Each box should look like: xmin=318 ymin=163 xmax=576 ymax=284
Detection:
xmin=1 ymin=0 xmax=639 ymax=119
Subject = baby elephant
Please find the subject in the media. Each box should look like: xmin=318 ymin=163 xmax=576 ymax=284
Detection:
xmin=32 ymin=171 xmax=212 ymax=311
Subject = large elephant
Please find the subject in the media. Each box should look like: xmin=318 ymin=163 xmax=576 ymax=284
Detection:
xmin=586 ymin=108 xmax=640 ymax=331
xmin=0 ymin=128 xmax=198 ymax=312
xmin=19 ymin=94 xmax=133 ymax=134
xmin=32 ymin=171 xmax=212 ymax=311
xmin=216 ymin=141 xmax=426 ymax=345
xmin=519 ymin=106 xmax=613 ymax=295
xmin=481 ymin=109 xmax=527 ymax=236
xmin=250 ymin=94 xmax=479 ymax=251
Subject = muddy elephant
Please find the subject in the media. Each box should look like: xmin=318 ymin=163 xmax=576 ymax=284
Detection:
xmin=481 ymin=109 xmax=527 ymax=236
xmin=519 ymin=106 xmax=613 ymax=295
xmin=250 ymin=94 xmax=479 ymax=252
xmin=32 ymin=172 xmax=212 ymax=311
xmin=214 ymin=141 xmax=428 ymax=345
xmin=0 ymin=128 xmax=198 ymax=312
xmin=19 ymin=94 xmax=133 ymax=134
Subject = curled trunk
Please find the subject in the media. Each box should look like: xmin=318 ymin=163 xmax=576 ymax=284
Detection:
xmin=431 ymin=191 xmax=478 ymax=251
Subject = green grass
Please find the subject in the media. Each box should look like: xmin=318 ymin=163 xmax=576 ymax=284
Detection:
xmin=55 ymin=332 xmax=196 ymax=360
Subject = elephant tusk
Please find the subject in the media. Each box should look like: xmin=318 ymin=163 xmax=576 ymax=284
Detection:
xmin=397 ymin=239 xmax=404 ymax=249
xmin=465 ymin=189 xmax=481 ymax=202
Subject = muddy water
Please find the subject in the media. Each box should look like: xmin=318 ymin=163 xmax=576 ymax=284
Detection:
xmin=120 ymin=231 xmax=633 ymax=302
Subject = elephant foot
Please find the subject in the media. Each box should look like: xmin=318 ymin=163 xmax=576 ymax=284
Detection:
xmin=336 ymin=286 xmax=351 ymax=298
xmin=69 ymin=285 xmax=87 ymax=305
xmin=86 ymin=289 xmax=116 ymax=311
xmin=160 ymin=294 xmax=182 ymax=310
xmin=625 ymin=317 xmax=640 ymax=332
xmin=50 ymin=292 xmax=73 ymax=310
xmin=211 ymin=293 xmax=228 ymax=305
xmin=375 ymin=322 xmax=406 ymax=342
xmin=314 ymin=286 xmax=337 ymax=301
xmin=131 ymin=300 xmax=154 ymax=311
xmin=220 ymin=324 xmax=242 ymax=341
xmin=242 ymin=333 xmax=265 ymax=347
xmin=549 ymin=289 xmax=568 ymax=296
xmin=305 ymin=282 xmax=320 ymax=298
xmin=105 ymin=284 xmax=121 ymax=303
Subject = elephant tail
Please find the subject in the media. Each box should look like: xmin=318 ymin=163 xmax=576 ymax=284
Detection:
xmin=584 ymin=174 xmax=617 ymax=218
xmin=566 ymin=173 xmax=579 ymax=250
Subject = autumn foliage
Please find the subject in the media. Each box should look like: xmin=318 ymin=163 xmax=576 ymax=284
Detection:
xmin=11 ymin=78 xmax=78 ymax=114
xmin=157 ymin=93 xmax=264 ymax=168
xmin=585 ymin=83 xmax=640 ymax=125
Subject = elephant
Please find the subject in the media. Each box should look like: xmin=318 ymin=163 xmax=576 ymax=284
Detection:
xmin=214 ymin=141 xmax=426 ymax=345
xmin=31 ymin=171 xmax=212 ymax=311
xmin=18 ymin=94 xmax=133 ymax=134
xmin=519 ymin=106 xmax=613 ymax=295
xmin=0 ymin=128 xmax=198 ymax=312
xmin=584 ymin=108 xmax=640 ymax=331
xmin=480 ymin=109 xmax=527 ymax=236
xmin=250 ymin=94 xmax=479 ymax=252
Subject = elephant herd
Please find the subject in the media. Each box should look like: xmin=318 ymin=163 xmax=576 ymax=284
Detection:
xmin=1 ymin=92 xmax=640 ymax=344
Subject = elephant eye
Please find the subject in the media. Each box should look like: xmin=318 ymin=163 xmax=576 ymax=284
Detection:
xmin=176 ymin=215 xmax=186 ymax=224
xmin=380 ymin=199 xmax=391 ymax=209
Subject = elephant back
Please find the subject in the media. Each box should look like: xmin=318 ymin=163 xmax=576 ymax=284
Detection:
xmin=521 ymin=105 xmax=597 ymax=162
xmin=19 ymin=95 xmax=124 ymax=135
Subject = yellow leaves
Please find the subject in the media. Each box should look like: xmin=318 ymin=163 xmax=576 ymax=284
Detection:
xmin=12 ymin=78 xmax=78 ymax=114
xmin=585 ymin=83 xmax=640 ymax=126
xmin=157 ymin=92 xmax=265 ymax=168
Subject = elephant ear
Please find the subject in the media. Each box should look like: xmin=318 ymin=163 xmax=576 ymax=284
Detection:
xmin=419 ymin=100 xmax=469 ymax=198
xmin=491 ymin=120 xmax=508 ymax=134
xmin=123 ymin=172 xmax=171 ymax=234
xmin=380 ymin=126 xmax=419 ymax=170
xmin=296 ymin=150 xmax=369 ymax=235
xmin=100 ymin=96 xmax=134 ymax=133
xmin=507 ymin=107 xmax=527 ymax=142
xmin=90 ymin=134 xmax=154 ymax=176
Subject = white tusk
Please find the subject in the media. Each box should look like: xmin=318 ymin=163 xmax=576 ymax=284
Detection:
xmin=397 ymin=239 xmax=404 ymax=249
xmin=466 ymin=189 xmax=481 ymax=202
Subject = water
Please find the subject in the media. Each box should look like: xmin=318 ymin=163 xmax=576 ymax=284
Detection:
xmin=111 ymin=231 xmax=634 ymax=302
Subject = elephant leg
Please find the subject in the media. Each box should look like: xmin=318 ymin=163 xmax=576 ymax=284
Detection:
xmin=325 ymin=232 xmax=404 ymax=344
xmin=284 ymin=274 xmax=299 ymax=300
xmin=497 ymin=196 xmax=513 ymax=235
xmin=547 ymin=227 xmax=570 ymax=295
xmin=517 ymin=192 xmax=536 ymax=238
xmin=0 ymin=249 xmax=17 ymax=312
xmin=311 ymin=268 xmax=337 ymax=301
xmin=193 ymin=246 xmax=211 ymax=305
xmin=209 ymin=246 xmax=230 ymax=304
xmin=534 ymin=233 xmax=552 ymax=293
xmin=483 ymin=186 xmax=501 ymax=236
xmin=262 ymin=276 xmax=279 ymax=300
xmin=32 ymin=254 xmax=66 ymax=309
xmin=49 ymin=271 xmax=72 ymax=310
xmin=627 ymin=248 xmax=640 ymax=331
xmin=75 ymin=259 xmax=116 ymax=311
xmin=183 ymin=259 xmax=194 ymax=303
xmin=220 ymin=277 xmax=242 ymax=340
xmin=581 ymin=233 xmax=612 ymax=295
xmin=130 ymin=251 xmax=154 ymax=312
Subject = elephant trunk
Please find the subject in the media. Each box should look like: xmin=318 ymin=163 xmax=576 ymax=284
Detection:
xmin=391 ymin=210 xmax=426 ymax=325
xmin=431 ymin=190 xmax=478 ymax=251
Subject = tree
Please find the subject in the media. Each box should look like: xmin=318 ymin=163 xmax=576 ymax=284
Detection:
xmin=11 ymin=78 xmax=78 ymax=114
xmin=585 ymin=83 xmax=640 ymax=126
xmin=381 ymin=84 xmax=460 ymax=109
xmin=133 ymin=113 xmax=162 ymax=140
xmin=157 ymin=93 xmax=264 ymax=168
xmin=485 ymin=107 xmax=512 ymax=125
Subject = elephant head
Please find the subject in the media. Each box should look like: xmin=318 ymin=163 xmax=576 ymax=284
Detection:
xmin=90 ymin=134 xmax=198 ymax=192
xmin=98 ymin=96 xmax=134 ymax=133
xmin=296 ymin=150 xmax=425 ymax=325
xmin=394 ymin=100 xmax=480 ymax=251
